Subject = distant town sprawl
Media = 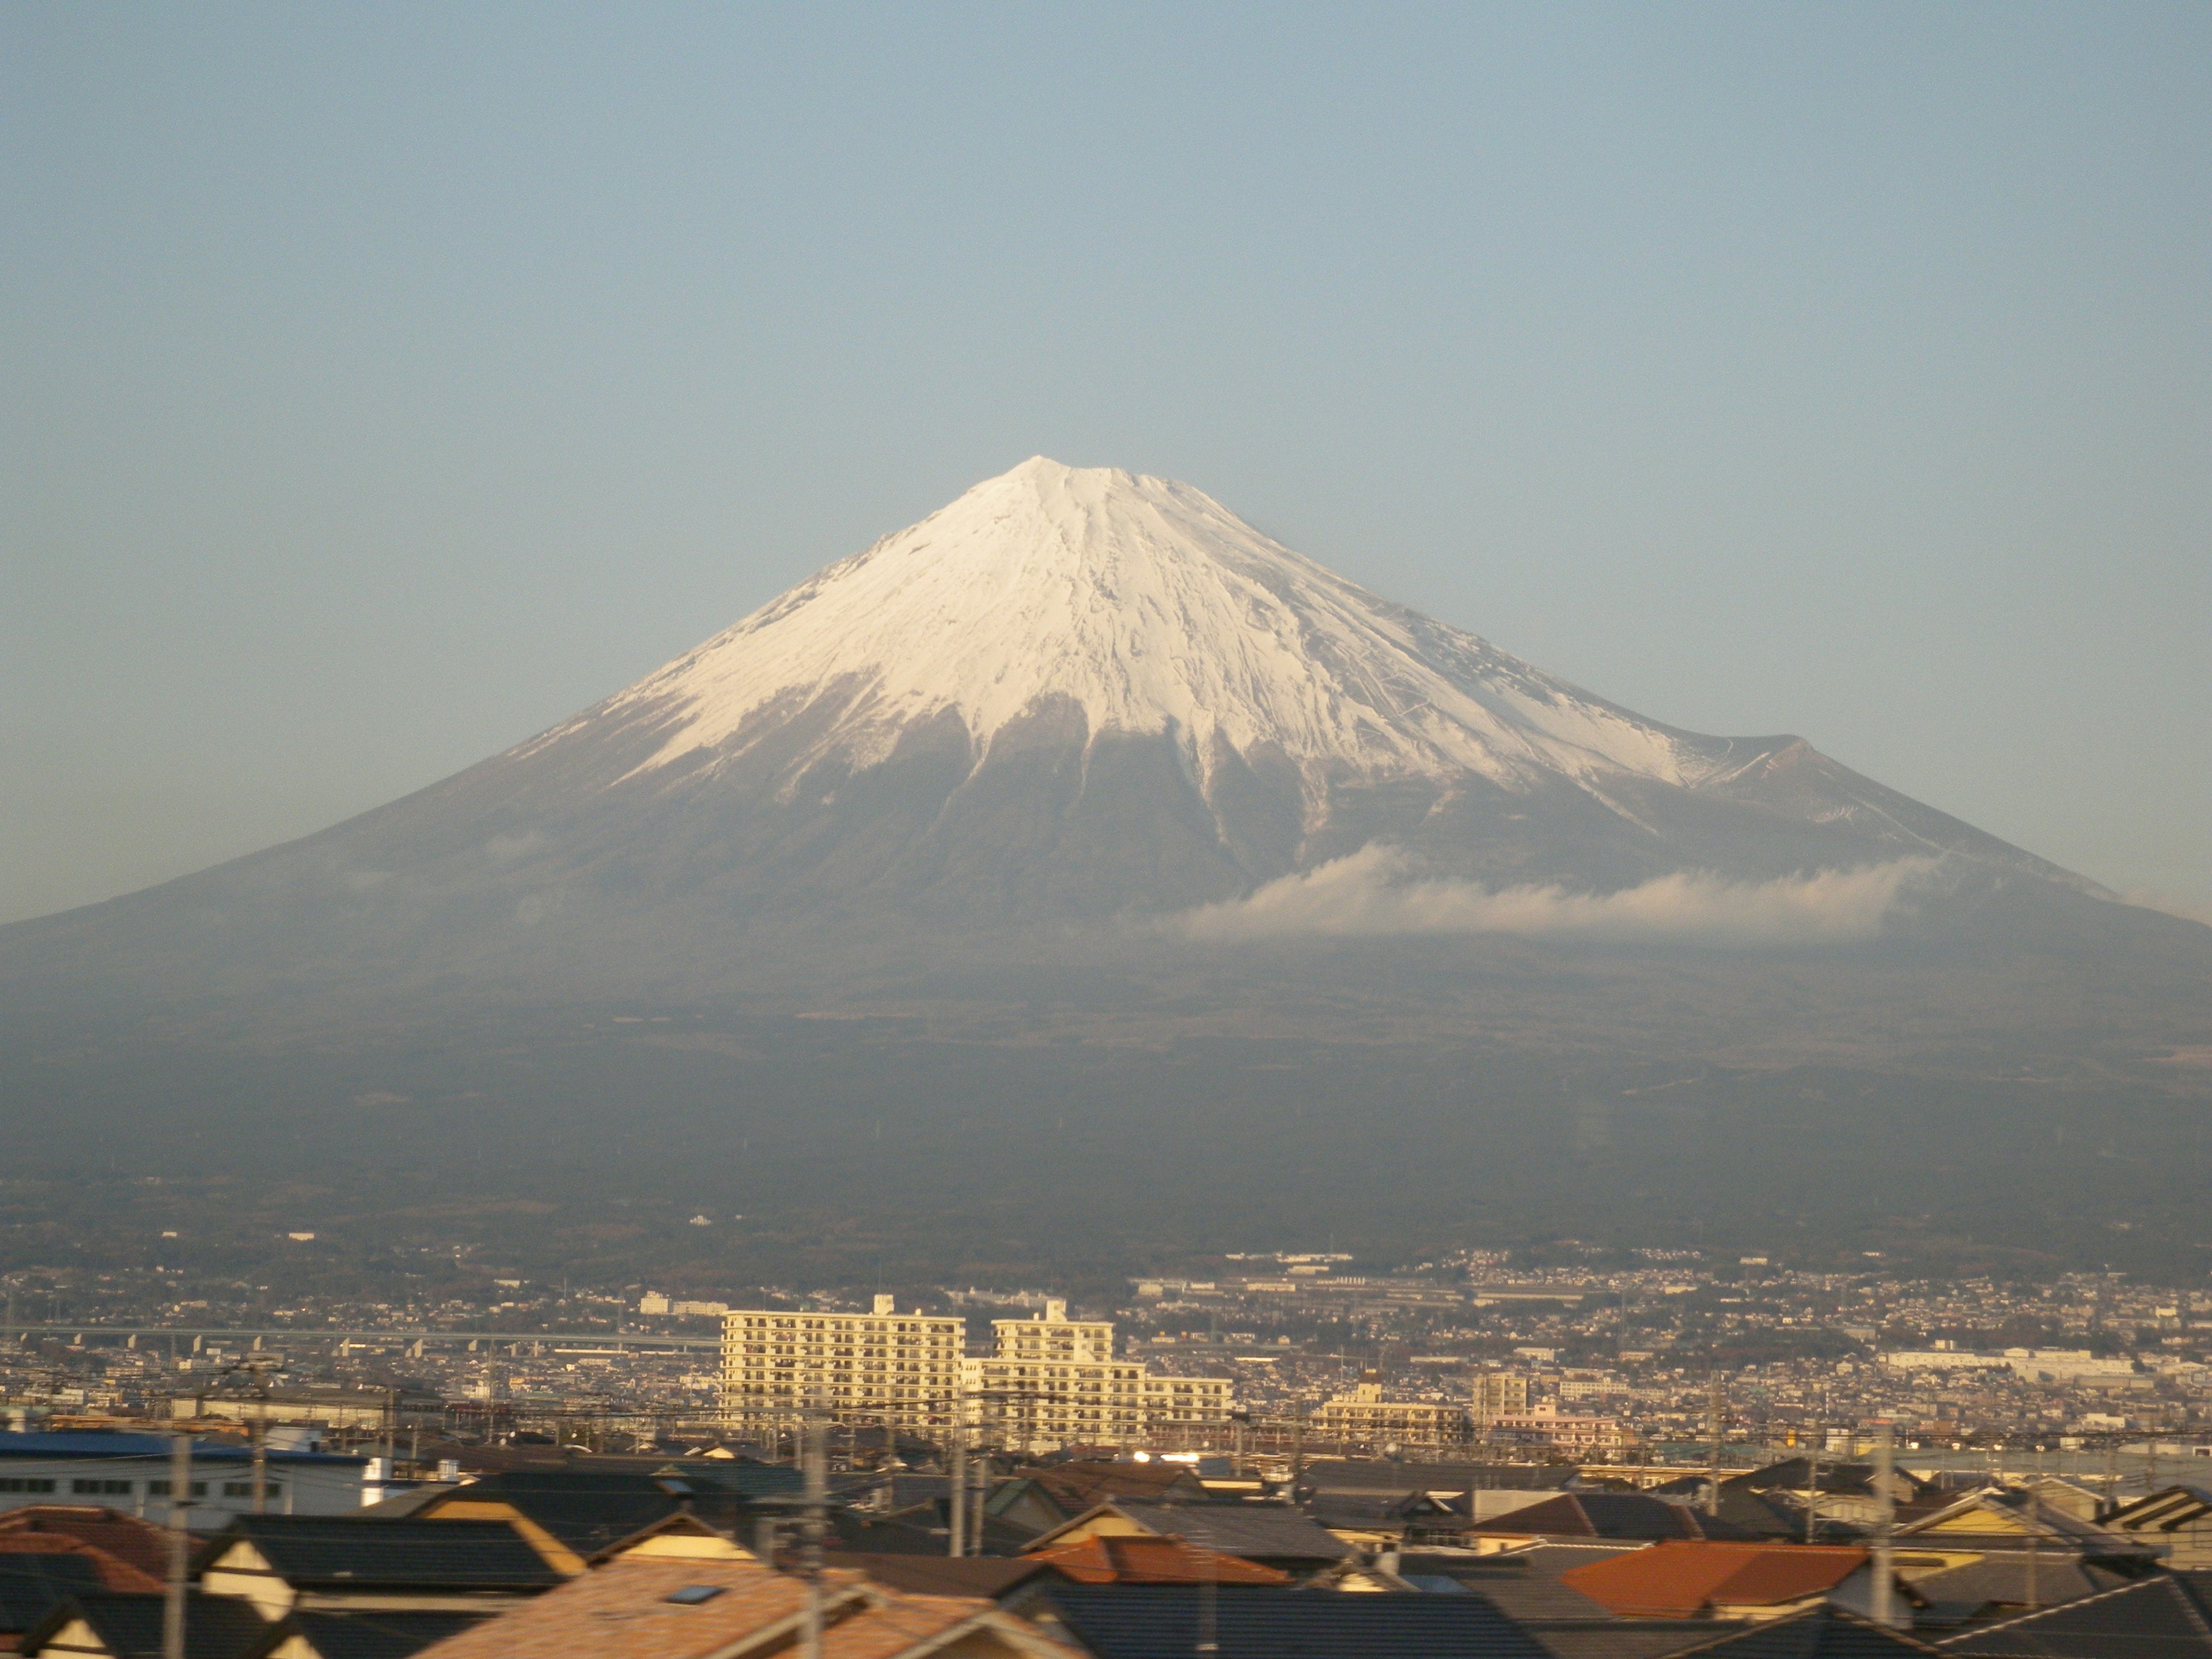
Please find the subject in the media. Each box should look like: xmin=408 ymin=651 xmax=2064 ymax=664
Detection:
xmin=5 ymin=1245 xmax=2210 ymax=1491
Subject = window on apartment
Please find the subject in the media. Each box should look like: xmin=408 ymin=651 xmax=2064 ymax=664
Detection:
xmin=145 ymin=1481 xmax=208 ymax=1497
xmin=73 ymin=1479 xmax=135 ymax=1495
xmin=0 ymin=1478 xmax=55 ymax=1493
xmin=221 ymin=1482 xmax=281 ymax=1499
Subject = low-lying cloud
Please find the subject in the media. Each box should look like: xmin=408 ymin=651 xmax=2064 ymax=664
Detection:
xmin=1173 ymin=845 xmax=1937 ymax=945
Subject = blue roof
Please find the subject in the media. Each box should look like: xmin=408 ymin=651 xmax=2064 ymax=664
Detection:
xmin=0 ymin=1431 xmax=365 ymax=1464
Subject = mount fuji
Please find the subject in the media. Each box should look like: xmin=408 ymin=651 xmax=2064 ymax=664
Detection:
xmin=5 ymin=459 xmax=2207 ymax=1278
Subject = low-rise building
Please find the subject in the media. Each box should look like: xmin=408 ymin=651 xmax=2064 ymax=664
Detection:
xmin=1315 ymin=1381 xmax=1468 ymax=1448
xmin=0 ymin=1431 xmax=368 ymax=1527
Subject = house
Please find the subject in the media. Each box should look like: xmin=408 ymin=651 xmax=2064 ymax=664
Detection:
xmin=1018 ymin=1462 xmax=1211 ymax=1517
xmin=1304 ymin=1488 xmax=1468 ymax=1550
xmin=194 ymin=1517 xmax=565 ymax=1619
xmin=2107 ymin=1484 xmax=2212 ymax=1568
xmin=0 ymin=1511 xmax=173 ymax=1584
xmin=401 ymin=1471 xmax=760 ymax=1573
xmin=0 ymin=1532 xmax=165 ymax=1652
xmin=1021 ymin=1500 xmax=1356 ymax=1578
xmin=1031 ymin=1585 xmax=1555 ymax=1659
xmin=404 ymin=1556 xmax=1062 ymax=1659
xmin=1936 ymin=1572 xmax=2212 ymax=1656
xmin=1471 ymin=1493 xmax=1760 ymax=1548
xmin=1662 ymin=1604 xmax=1943 ymax=1655
xmin=1559 ymin=1540 xmax=1870 ymax=1622
xmin=239 ymin=1610 xmax=490 ymax=1659
xmin=0 ymin=1435 xmax=368 ymax=1528
xmin=1889 ymin=1487 xmax=2160 ymax=1577
xmin=22 ymin=1590 xmax=269 ymax=1659
xmin=1022 ymin=1534 xmax=1287 ymax=1588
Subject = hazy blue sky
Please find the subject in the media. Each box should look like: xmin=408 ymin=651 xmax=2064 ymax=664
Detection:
xmin=5 ymin=3 xmax=2207 ymax=925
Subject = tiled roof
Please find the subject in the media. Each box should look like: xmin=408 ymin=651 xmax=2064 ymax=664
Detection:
xmin=211 ymin=1517 xmax=563 ymax=1590
xmin=1097 ymin=1500 xmax=1357 ymax=1563
xmin=811 ymin=1554 xmax=1051 ymax=1600
xmin=1661 ymin=1605 xmax=1944 ymax=1657
xmin=1478 ymin=1494 xmax=1760 ymax=1544
xmin=1904 ymin=1554 xmax=2130 ymax=1624
xmin=262 ymin=1610 xmax=491 ymax=1659
xmin=0 ymin=1554 xmax=112 ymax=1635
xmin=1024 ymin=1533 xmax=1289 ymax=1585
xmin=1039 ymin=1585 xmax=1556 ymax=1658
xmin=0 ymin=1508 xmax=174 ymax=1580
xmin=24 ymin=1590 xmax=271 ymax=1659
xmin=0 ymin=1531 xmax=165 ymax=1594
xmin=1937 ymin=1574 xmax=2212 ymax=1657
xmin=404 ymin=1558 xmax=1018 ymax=1659
xmin=408 ymin=1559 xmax=817 ymax=1659
xmin=1562 ymin=1542 xmax=1867 ymax=1620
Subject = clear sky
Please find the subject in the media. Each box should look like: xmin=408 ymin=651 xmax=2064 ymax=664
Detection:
xmin=5 ymin=3 xmax=2207 ymax=925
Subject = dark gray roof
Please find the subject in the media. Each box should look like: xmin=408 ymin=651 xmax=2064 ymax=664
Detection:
xmin=1302 ymin=1462 xmax=1582 ymax=1496
xmin=1041 ymin=1585 xmax=1555 ymax=1658
xmin=1904 ymin=1556 xmax=2131 ymax=1626
xmin=25 ymin=1591 xmax=270 ymax=1659
xmin=1937 ymin=1575 xmax=2212 ymax=1657
xmin=211 ymin=1517 xmax=562 ymax=1591
xmin=254 ymin=1611 xmax=490 ymax=1659
xmin=0 ymin=1555 xmax=107 ymax=1633
xmin=1661 ymin=1605 xmax=1942 ymax=1657
xmin=1107 ymin=1500 xmax=1357 ymax=1563
xmin=1499 ymin=1543 xmax=1653 ymax=1577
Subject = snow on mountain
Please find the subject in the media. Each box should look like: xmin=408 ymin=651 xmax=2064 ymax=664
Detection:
xmin=540 ymin=457 xmax=1740 ymax=819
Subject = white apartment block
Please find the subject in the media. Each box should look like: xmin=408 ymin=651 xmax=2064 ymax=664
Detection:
xmin=722 ymin=1297 xmax=1233 ymax=1449
xmin=721 ymin=1296 xmax=964 ymax=1431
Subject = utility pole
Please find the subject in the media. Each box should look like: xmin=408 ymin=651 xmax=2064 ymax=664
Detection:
xmin=1870 ymin=1420 xmax=1897 ymax=1629
xmin=947 ymin=1402 xmax=966 ymax=1559
xmin=801 ymin=1405 xmax=825 ymax=1659
xmin=2027 ymin=1449 xmax=2041 ymax=1612
xmin=1706 ymin=1374 xmax=1724 ymax=1516
xmin=1805 ymin=1437 xmax=1821 ymax=1543
xmin=163 ymin=1432 xmax=190 ymax=1659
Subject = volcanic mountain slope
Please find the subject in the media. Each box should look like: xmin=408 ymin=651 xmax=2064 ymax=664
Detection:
xmin=1 ymin=457 xmax=2130 ymax=1005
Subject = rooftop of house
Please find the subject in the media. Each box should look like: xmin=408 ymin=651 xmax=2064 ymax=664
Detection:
xmin=0 ymin=1509 xmax=174 ymax=1581
xmin=23 ymin=1590 xmax=271 ymax=1659
xmin=1560 ymin=1540 xmax=1869 ymax=1621
xmin=1037 ymin=1585 xmax=1555 ymax=1659
xmin=1024 ymin=1533 xmax=1289 ymax=1586
xmin=199 ymin=1517 xmax=565 ymax=1592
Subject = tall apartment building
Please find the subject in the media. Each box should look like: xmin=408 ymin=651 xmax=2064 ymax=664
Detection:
xmin=723 ymin=1296 xmax=1233 ymax=1450
xmin=1470 ymin=1369 xmax=1532 ymax=1425
xmin=721 ymin=1296 xmax=964 ymax=1432
xmin=965 ymin=1302 xmax=1149 ymax=1450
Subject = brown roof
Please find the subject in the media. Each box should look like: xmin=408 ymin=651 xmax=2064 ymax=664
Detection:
xmin=408 ymin=1556 xmax=1031 ymax=1659
xmin=1560 ymin=1540 xmax=1869 ymax=1619
xmin=0 ymin=1509 xmax=171 ymax=1582
xmin=1022 ymin=1534 xmax=1290 ymax=1586
xmin=1027 ymin=1462 xmax=1206 ymax=1510
xmin=0 ymin=1529 xmax=165 ymax=1594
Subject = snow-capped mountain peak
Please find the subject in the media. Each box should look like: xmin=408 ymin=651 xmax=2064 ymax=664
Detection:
xmin=566 ymin=457 xmax=1724 ymax=806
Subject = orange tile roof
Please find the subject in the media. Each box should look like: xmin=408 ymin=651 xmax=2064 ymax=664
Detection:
xmin=1560 ymin=1540 xmax=1869 ymax=1619
xmin=1023 ymin=1533 xmax=1289 ymax=1586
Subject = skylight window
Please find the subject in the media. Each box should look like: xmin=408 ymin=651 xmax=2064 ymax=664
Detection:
xmin=665 ymin=1585 xmax=725 ymax=1605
